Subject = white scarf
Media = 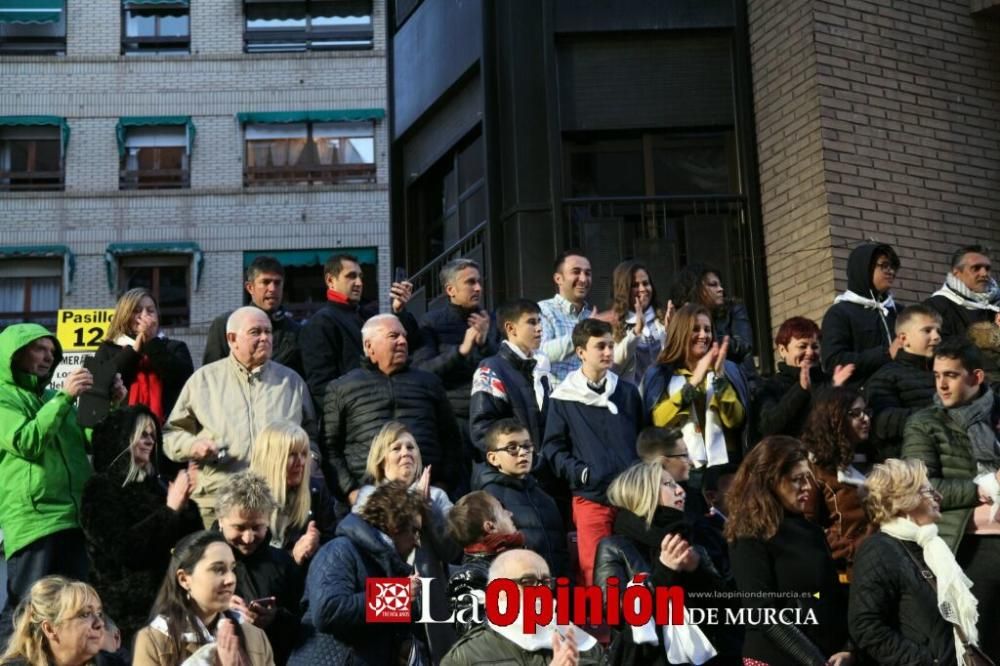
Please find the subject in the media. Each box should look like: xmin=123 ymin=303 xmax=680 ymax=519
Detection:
xmin=550 ymin=368 xmax=619 ymax=415
xmin=932 ymin=274 xmax=1000 ymax=312
xmin=501 ymin=341 xmax=552 ymax=410
xmin=628 ymin=579 xmax=717 ymax=664
xmin=667 ymin=372 xmax=727 ymax=468
xmin=487 ymin=607 xmax=597 ymax=653
xmin=880 ymin=518 xmax=980 ymax=662
xmin=833 ymin=290 xmax=896 ymax=342
xmin=115 ymin=332 xmax=166 ymax=347
xmin=836 ymin=465 xmax=867 ymax=486
xmin=625 ymin=307 xmax=666 ymax=342
xmin=150 ymin=615 xmax=219 ymax=666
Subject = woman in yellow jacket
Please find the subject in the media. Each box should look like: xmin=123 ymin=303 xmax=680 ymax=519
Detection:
xmin=641 ymin=304 xmax=750 ymax=517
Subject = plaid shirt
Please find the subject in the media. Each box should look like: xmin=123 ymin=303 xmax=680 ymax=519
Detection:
xmin=538 ymin=293 xmax=596 ymax=384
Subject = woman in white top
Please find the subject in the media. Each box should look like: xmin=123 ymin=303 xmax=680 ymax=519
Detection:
xmin=609 ymin=260 xmax=671 ymax=386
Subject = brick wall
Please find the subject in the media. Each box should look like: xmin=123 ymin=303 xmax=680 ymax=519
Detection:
xmin=750 ymin=0 xmax=1000 ymax=359
xmin=0 ymin=1 xmax=389 ymax=365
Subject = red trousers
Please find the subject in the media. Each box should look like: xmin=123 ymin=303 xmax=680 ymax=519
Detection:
xmin=571 ymin=496 xmax=616 ymax=586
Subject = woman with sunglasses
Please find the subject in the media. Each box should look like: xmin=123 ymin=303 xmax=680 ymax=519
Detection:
xmin=595 ymin=461 xmax=738 ymax=665
xmin=289 ymin=481 xmax=428 ymax=666
xmin=800 ymin=388 xmax=875 ymax=584
xmin=849 ymin=458 xmax=982 ymax=665
xmin=726 ymin=436 xmax=852 ymax=666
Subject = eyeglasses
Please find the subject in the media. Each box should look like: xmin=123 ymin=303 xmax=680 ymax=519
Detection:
xmin=875 ymin=261 xmax=898 ymax=274
xmin=514 ymin=575 xmax=555 ymax=588
xmin=492 ymin=443 xmax=534 ymax=456
xmin=847 ymin=407 xmax=873 ymax=420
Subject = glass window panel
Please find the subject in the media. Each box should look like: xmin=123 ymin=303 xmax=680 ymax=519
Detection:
xmin=458 ymin=133 xmax=483 ymax=193
xmin=565 ymin=138 xmax=644 ymax=197
xmin=245 ymin=123 xmax=308 ymax=140
xmin=0 ymin=278 xmax=24 ymax=315
xmin=159 ymin=13 xmax=189 ymax=38
xmin=311 ymin=1 xmax=372 ymax=27
xmin=652 ymin=135 xmax=731 ymax=196
xmin=33 ymin=142 xmax=60 ymax=172
xmin=246 ymin=3 xmax=308 ymax=28
xmin=8 ymin=142 xmax=31 ymax=172
xmin=126 ymin=126 xmax=187 ymax=149
xmin=460 ymin=187 xmax=486 ymax=234
xmin=30 ymin=277 xmax=60 ymax=313
xmin=125 ymin=12 xmax=157 ymax=38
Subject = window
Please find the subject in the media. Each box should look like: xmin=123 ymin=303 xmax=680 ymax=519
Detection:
xmin=0 ymin=1 xmax=66 ymax=55
xmin=118 ymin=256 xmax=190 ymax=327
xmin=122 ymin=2 xmax=190 ymax=55
xmin=0 ymin=260 xmax=61 ymax=329
xmin=120 ymin=125 xmax=190 ymax=190
xmin=0 ymin=125 xmax=63 ymax=192
xmin=244 ymin=121 xmax=375 ymax=187
xmin=244 ymin=0 xmax=372 ymax=53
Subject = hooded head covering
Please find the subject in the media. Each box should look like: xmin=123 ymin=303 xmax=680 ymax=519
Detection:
xmin=90 ymin=404 xmax=161 ymax=485
xmin=846 ymin=242 xmax=899 ymax=297
xmin=0 ymin=323 xmax=63 ymax=394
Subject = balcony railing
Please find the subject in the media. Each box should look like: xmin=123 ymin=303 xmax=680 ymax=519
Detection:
xmin=0 ymin=170 xmax=65 ymax=192
xmin=119 ymin=168 xmax=190 ymax=190
xmin=243 ymin=163 xmax=376 ymax=187
xmin=404 ymin=220 xmax=488 ymax=317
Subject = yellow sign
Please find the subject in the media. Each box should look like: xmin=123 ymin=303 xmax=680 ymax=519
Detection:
xmin=56 ymin=309 xmax=115 ymax=352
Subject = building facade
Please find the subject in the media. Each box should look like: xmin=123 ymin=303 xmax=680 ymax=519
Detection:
xmin=0 ymin=0 xmax=389 ymax=362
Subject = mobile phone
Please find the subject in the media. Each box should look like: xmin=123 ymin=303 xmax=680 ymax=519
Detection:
xmin=249 ymin=597 xmax=276 ymax=611
xmin=394 ymin=266 xmax=407 ymax=283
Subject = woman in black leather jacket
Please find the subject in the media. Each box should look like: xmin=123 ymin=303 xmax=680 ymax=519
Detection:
xmin=594 ymin=461 xmax=738 ymax=665
xmin=445 ymin=491 xmax=525 ymax=637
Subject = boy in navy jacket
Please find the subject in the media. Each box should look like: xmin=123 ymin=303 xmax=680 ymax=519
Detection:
xmin=542 ymin=318 xmax=644 ymax=585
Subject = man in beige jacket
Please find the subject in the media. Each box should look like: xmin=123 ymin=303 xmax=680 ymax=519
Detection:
xmin=164 ymin=306 xmax=318 ymax=526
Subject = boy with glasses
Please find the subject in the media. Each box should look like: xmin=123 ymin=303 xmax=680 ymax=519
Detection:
xmin=476 ymin=420 xmax=569 ymax=578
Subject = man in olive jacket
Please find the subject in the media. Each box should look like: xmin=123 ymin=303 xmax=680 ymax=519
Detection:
xmin=901 ymin=337 xmax=1000 ymax=657
xmin=0 ymin=323 xmax=123 ymax=642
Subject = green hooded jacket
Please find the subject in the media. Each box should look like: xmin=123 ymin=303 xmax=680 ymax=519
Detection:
xmin=0 ymin=323 xmax=91 ymax=558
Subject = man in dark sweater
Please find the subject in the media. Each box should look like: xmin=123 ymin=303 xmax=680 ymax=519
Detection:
xmin=925 ymin=244 xmax=1000 ymax=338
xmin=864 ymin=305 xmax=942 ymax=460
xmin=542 ymin=319 xmax=644 ymax=585
xmin=203 ymin=256 xmax=303 ymax=376
xmin=413 ymin=258 xmax=496 ymax=463
xmin=323 ymin=314 xmax=465 ymax=504
xmin=299 ymin=253 xmax=417 ymax=412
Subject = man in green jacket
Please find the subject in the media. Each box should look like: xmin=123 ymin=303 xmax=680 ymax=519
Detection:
xmin=902 ymin=337 xmax=1000 ymax=657
xmin=0 ymin=323 xmax=116 ymax=641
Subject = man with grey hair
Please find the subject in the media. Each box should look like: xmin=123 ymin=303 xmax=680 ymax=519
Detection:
xmin=164 ymin=306 xmax=318 ymax=526
xmin=413 ymin=258 xmax=497 ymax=463
xmin=925 ymin=244 xmax=1000 ymax=338
xmin=323 ymin=313 xmax=465 ymax=504
xmin=213 ymin=471 xmax=303 ymax=665
xmin=442 ymin=549 xmax=603 ymax=666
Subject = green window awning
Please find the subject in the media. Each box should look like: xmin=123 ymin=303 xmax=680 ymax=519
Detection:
xmin=0 ymin=115 xmax=70 ymax=150
xmin=243 ymin=248 xmax=378 ymax=270
xmin=123 ymin=0 xmax=188 ymax=7
xmin=0 ymin=0 xmax=63 ymax=24
xmin=105 ymin=242 xmax=203 ymax=292
xmin=115 ymin=116 xmax=195 ymax=157
xmin=0 ymin=245 xmax=74 ymax=294
xmin=236 ymin=109 xmax=385 ymax=125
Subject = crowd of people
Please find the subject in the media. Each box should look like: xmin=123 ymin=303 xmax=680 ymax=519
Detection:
xmin=0 ymin=242 xmax=999 ymax=665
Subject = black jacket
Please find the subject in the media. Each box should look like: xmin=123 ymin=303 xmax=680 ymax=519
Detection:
xmin=447 ymin=551 xmax=494 ymax=638
xmin=863 ymin=350 xmax=935 ymax=460
xmin=730 ymin=512 xmax=848 ymax=665
xmin=925 ymin=292 xmax=997 ymax=339
xmin=469 ymin=343 xmax=549 ymax=459
xmin=322 ymin=359 xmax=464 ymax=497
xmin=79 ymin=406 xmax=203 ymax=643
xmin=754 ymin=363 xmax=829 ymax=438
xmin=277 ymin=476 xmax=339 ymax=555
xmin=821 ymin=243 xmax=899 ymax=385
xmin=299 ymin=301 xmax=419 ymax=412
xmin=474 ymin=465 xmax=569 ymax=578
xmin=203 ymin=307 xmax=302 ymax=377
xmin=848 ymin=532 xmax=956 ymax=666
xmin=93 ymin=337 xmax=193 ymax=421
xmin=228 ymin=532 xmax=304 ymax=665
xmin=413 ymin=302 xmax=497 ymax=421
xmin=713 ymin=301 xmax=754 ymax=364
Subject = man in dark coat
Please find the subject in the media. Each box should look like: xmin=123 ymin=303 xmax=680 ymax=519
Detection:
xmin=413 ymin=258 xmax=496 ymax=463
xmin=901 ymin=338 xmax=1000 ymax=657
xmin=863 ymin=305 xmax=942 ymax=460
xmin=323 ymin=314 xmax=465 ymax=504
xmin=925 ymin=244 xmax=1000 ymax=338
xmin=299 ymin=253 xmax=418 ymax=412
xmin=203 ymin=255 xmax=303 ymax=376
xmin=821 ymin=242 xmax=902 ymax=386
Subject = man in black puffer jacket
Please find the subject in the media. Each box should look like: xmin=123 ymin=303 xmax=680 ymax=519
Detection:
xmin=474 ymin=420 xmax=568 ymax=578
xmin=863 ymin=305 xmax=942 ymax=460
xmin=413 ymin=259 xmax=497 ymax=463
xmin=821 ymin=242 xmax=902 ymax=386
xmin=323 ymin=314 xmax=465 ymax=504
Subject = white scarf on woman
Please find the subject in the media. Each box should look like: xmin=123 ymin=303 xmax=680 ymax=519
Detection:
xmin=628 ymin=579 xmax=717 ymax=664
xmin=880 ymin=517 xmax=980 ymax=662
xmin=667 ymin=372 xmax=727 ymax=468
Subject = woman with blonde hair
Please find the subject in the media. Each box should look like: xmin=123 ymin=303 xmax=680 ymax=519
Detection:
xmin=94 ymin=288 xmax=193 ymax=462
xmin=849 ymin=458 xmax=982 ymax=665
xmin=0 ymin=576 xmax=106 ymax=666
xmin=249 ymin=420 xmax=337 ymax=565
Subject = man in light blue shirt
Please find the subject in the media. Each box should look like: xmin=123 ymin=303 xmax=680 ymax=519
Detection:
xmin=538 ymin=251 xmax=596 ymax=384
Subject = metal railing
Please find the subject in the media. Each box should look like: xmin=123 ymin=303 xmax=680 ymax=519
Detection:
xmin=119 ymin=168 xmax=191 ymax=190
xmin=404 ymin=220 xmax=488 ymax=317
xmin=243 ymin=163 xmax=376 ymax=187
xmin=0 ymin=171 xmax=65 ymax=192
